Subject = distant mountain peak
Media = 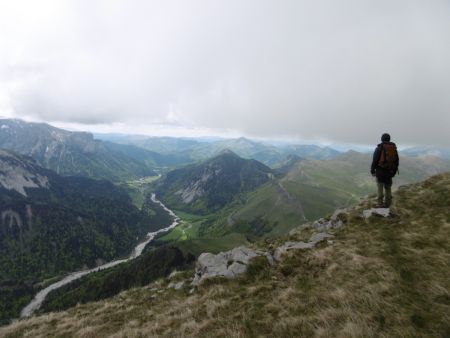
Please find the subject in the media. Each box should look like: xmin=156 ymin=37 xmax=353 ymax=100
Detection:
xmin=216 ymin=148 xmax=239 ymax=157
xmin=155 ymin=152 xmax=273 ymax=213
xmin=236 ymin=136 xmax=253 ymax=143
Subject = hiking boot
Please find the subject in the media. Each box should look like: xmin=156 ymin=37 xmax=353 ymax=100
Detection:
xmin=374 ymin=200 xmax=383 ymax=208
xmin=375 ymin=199 xmax=384 ymax=208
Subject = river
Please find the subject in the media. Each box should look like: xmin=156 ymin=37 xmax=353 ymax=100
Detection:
xmin=20 ymin=193 xmax=180 ymax=318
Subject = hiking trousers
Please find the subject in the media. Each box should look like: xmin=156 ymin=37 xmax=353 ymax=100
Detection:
xmin=377 ymin=182 xmax=392 ymax=207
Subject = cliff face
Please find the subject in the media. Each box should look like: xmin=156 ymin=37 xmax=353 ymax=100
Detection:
xmin=2 ymin=172 xmax=449 ymax=337
xmin=0 ymin=150 xmax=49 ymax=196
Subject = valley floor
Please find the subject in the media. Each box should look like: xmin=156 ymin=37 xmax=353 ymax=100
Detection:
xmin=1 ymin=173 xmax=449 ymax=338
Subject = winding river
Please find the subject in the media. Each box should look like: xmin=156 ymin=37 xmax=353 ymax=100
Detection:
xmin=20 ymin=193 xmax=180 ymax=318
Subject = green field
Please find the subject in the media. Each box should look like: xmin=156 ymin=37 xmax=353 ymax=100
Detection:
xmin=156 ymin=209 xmax=249 ymax=256
xmin=119 ymin=176 xmax=161 ymax=209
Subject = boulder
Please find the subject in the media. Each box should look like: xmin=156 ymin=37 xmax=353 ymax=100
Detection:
xmin=192 ymin=246 xmax=267 ymax=285
xmin=312 ymin=208 xmax=347 ymax=232
xmin=362 ymin=208 xmax=390 ymax=219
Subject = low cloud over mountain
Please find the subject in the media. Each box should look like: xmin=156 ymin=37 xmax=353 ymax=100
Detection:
xmin=1 ymin=1 xmax=449 ymax=146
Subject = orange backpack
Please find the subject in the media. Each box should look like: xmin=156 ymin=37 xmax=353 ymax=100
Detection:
xmin=378 ymin=143 xmax=398 ymax=172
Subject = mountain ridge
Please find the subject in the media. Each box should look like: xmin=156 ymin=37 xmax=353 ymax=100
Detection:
xmin=0 ymin=119 xmax=160 ymax=181
xmin=154 ymin=151 xmax=274 ymax=214
xmin=94 ymin=133 xmax=342 ymax=167
xmin=2 ymin=172 xmax=449 ymax=337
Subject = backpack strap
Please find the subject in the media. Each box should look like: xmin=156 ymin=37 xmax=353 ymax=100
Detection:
xmin=378 ymin=143 xmax=386 ymax=166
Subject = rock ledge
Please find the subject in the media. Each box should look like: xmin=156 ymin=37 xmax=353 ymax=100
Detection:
xmin=192 ymin=232 xmax=332 ymax=286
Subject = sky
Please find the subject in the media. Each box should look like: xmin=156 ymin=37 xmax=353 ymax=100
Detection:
xmin=0 ymin=0 xmax=449 ymax=146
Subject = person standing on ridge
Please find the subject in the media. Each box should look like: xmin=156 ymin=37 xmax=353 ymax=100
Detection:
xmin=371 ymin=133 xmax=399 ymax=208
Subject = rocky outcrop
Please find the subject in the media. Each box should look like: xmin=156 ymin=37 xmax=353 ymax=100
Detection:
xmin=192 ymin=232 xmax=334 ymax=286
xmin=311 ymin=208 xmax=347 ymax=232
xmin=362 ymin=208 xmax=390 ymax=219
xmin=273 ymin=232 xmax=333 ymax=261
xmin=192 ymin=246 xmax=266 ymax=285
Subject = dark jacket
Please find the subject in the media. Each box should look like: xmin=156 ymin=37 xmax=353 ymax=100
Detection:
xmin=371 ymin=141 xmax=399 ymax=183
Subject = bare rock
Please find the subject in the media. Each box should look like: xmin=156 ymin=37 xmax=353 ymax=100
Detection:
xmin=0 ymin=150 xmax=49 ymax=196
xmin=362 ymin=208 xmax=390 ymax=219
xmin=192 ymin=246 xmax=266 ymax=286
xmin=192 ymin=231 xmax=336 ymax=285
xmin=167 ymin=281 xmax=185 ymax=290
xmin=312 ymin=208 xmax=347 ymax=232
xmin=274 ymin=232 xmax=333 ymax=261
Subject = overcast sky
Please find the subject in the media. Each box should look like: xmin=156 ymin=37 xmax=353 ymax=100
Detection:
xmin=0 ymin=0 xmax=449 ymax=146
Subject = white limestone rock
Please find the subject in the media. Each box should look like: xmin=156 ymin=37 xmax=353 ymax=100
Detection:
xmin=312 ymin=208 xmax=347 ymax=232
xmin=362 ymin=208 xmax=390 ymax=219
xmin=192 ymin=246 xmax=267 ymax=286
xmin=0 ymin=150 xmax=49 ymax=197
xmin=167 ymin=281 xmax=185 ymax=290
xmin=192 ymin=233 xmax=335 ymax=285
xmin=274 ymin=232 xmax=333 ymax=261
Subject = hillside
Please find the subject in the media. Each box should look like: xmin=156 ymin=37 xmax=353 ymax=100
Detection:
xmin=2 ymin=173 xmax=448 ymax=337
xmin=0 ymin=150 xmax=172 ymax=323
xmin=0 ymin=119 xmax=159 ymax=181
xmin=154 ymin=150 xmax=274 ymax=214
xmin=195 ymin=150 xmax=450 ymax=240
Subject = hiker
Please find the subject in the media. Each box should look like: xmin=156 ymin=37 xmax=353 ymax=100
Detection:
xmin=370 ymin=133 xmax=399 ymax=208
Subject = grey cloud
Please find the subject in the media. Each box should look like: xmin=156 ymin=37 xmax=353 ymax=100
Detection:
xmin=0 ymin=0 xmax=449 ymax=146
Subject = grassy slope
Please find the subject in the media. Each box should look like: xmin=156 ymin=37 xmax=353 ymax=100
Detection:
xmin=217 ymin=153 xmax=450 ymax=237
xmin=153 ymin=153 xmax=450 ymax=262
xmin=2 ymin=173 xmax=449 ymax=337
xmin=204 ymin=156 xmax=373 ymax=238
xmin=156 ymin=210 xmax=250 ymax=256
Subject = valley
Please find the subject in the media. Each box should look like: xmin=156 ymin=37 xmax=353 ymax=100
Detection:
xmin=1 ymin=119 xmax=450 ymax=331
xmin=2 ymin=3 xmax=448 ymax=335
xmin=2 ymin=172 xmax=449 ymax=337
xmin=0 ymin=148 xmax=175 ymax=323
xmin=20 ymin=193 xmax=181 ymax=318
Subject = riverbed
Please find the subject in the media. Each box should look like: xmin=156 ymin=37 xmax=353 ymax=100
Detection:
xmin=20 ymin=193 xmax=180 ymax=318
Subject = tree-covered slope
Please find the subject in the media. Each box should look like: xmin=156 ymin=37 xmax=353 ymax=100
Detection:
xmin=154 ymin=150 xmax=274 ymax=214
xmin=39 ymin=246 xmax=194 ymax=314
xmin=0 ymin=150 xmax=172 ymax=323
xmin=3 ymin=173 xmax=449 ymax=337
